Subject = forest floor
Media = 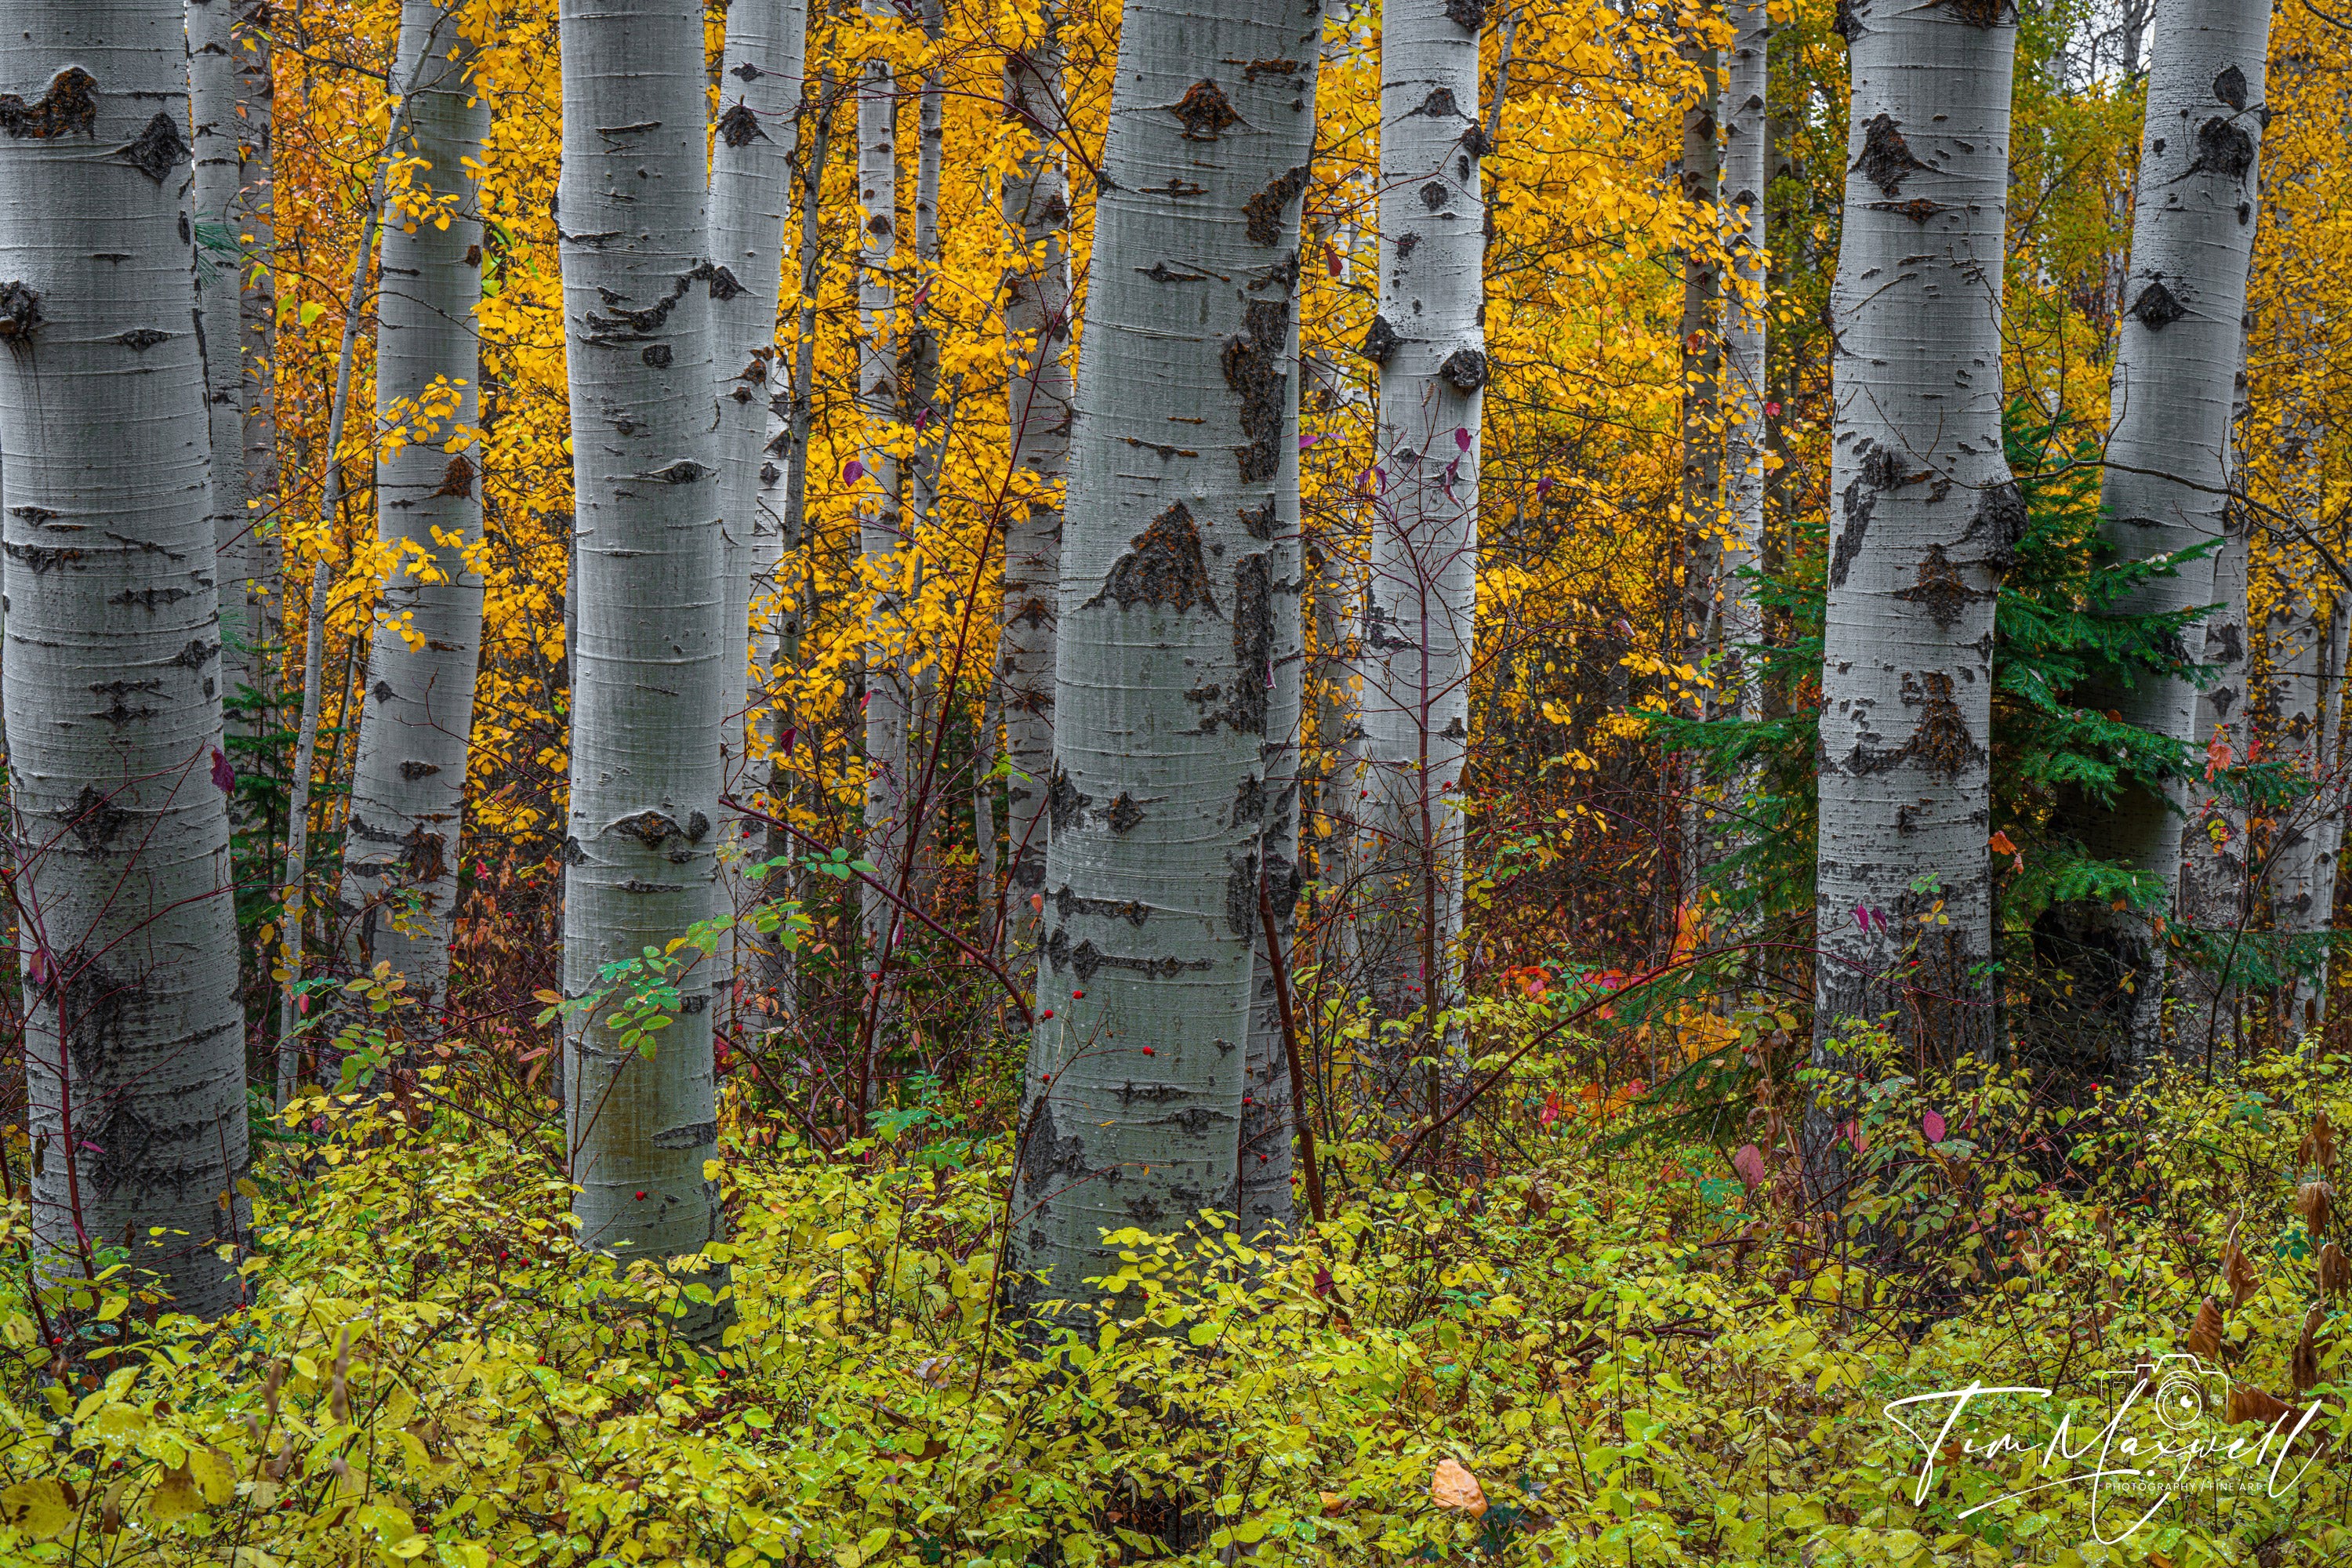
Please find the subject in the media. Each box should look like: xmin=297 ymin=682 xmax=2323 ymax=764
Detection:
xmin=0 ymin=1022 xmax=2347 ymax=1567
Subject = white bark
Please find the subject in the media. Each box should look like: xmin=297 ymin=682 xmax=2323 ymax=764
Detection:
xmin=0 ymin=0 xmax=247 ymax=1312
xmin=1358 ymin=0 xmax=1486 ymax=1077
xmin=1006 ymin=3 xmax=1318 ymax=1300
xmin=234 ymin=3 xmax=274 ymax=703
xmin=999 ymin=13 xmax=1073 ymax=973
xmin=335 ymin=0 xmax=487 ymax=1019
xmin=2176 ymin=508 xmax=2249 ymax=1036
xmin=710 ymin=0 xmax=805 ymax=1036
xmin=188 ymin=0 xmax=249 ymax=672
xmin=557 ymin=0 xmax=724 ymax=1272
xmin=2269 ymin=589 xmax=2346 ymax=1034
xmin=1718 ymin=0 xmax=1766 ymax=725
xmin=855 ymin=2 xmax=906 ymax=999
xmin=1805 ymin=0 xmax=2018 ymax=1188
xmin=2049 ymin=0 xmax=2271 ymax=1065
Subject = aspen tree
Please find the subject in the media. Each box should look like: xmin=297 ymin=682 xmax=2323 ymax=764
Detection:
xmin=0 ymin=0 xmax=249 ymax=1312
xmin=557 ymin=0 xmax=726 ymax=1275
xmin=336 ymin=0 xmax=489 ymax=1018
xmin=188 ymin=0 xmax=251 ymax=670
xmin=1357 ymin=0 xmax=1489 ymax=1102
xmin=1718 ymin=0 xmax=1766 ymax=726
xmin=2045 ymin=0 xmax=2271 ymax=1068
xmin=999 ymin=3 xmax=1073 ymax=971
xmin=1804 ymin=0 xmax=2020 ymax=1192
xmin=709 ymin=0 xmax=805 ymax=1025
xmin=2268 ymin=590 xmax=2345 ymax=1034
xmin=1007 ymin=0 xmax=1319 ymax=1299
xmin=234 ymin=1 xmax=274 ymax=702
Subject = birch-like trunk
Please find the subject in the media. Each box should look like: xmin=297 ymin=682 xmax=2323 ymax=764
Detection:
xmin=188 ymin=0 xmax=250 ymax=673
xmin=1005 ymin=4 xmax=1318 ymax=1301
xmin=1804 ymin=0 xmax=2018 ymax=1195
xmin=903 ymin=0 xmax=946 ymax=916
xmin=2269 ymin=590 xmax=2346 ymax=1035
xmin=558 ymin=0 xmax=725 ymax=1276
xmin=855 ymin=2 xmax=907 ymax=1013
xmin=998 ymin=15 xmax=1073 ymax=974
xmin=1717 ymin=1 xmax=1766 ymax=725
xmin=1240 ymin=296 xmax=1316 ymax=1239
xmin=2045 ymin=0 xmax=2270 ymax=1067
xmin=335 ymin=0 xmax=487 ymax=1018
xmin=235 ymin=4 xmax=274 ymax=703
xmin=2176 ymin=509 xmax=2249 ymax=1040
xmin=0 ymin=0 xmax=248 ymax=1312
xmin=710 ymin=0 xmax=805 ymax=1036
xmin=1357 ymin=0 xmax=1486 ymax=1098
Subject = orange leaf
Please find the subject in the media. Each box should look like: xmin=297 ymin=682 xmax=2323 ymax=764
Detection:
xmin=2186 ymin=1298 xmax=2224 ymax=1361
xmin=1430 ymin=1457 xmax=1487 ymax=1516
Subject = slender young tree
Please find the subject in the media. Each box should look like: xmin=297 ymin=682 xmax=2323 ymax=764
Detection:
xmin=855 ymin=0 xmax=909 ymax=1025
xmin=189 ymin=0 xmax=252 ymax=670
xmin=235 ymin=1 xmax=276 ymax=703
xmin=336 ymin=0 xmax=488 ymax=1017
xmin=1803 ymin=0 xmax=2020 ymax=1193
xmin=1675 ymin=31 xmax=1720 ymax=746
xmin=1005 ymin=4 xmax=1319 ymax=1299
xmin=1356 ymin=0 xmax=1489 ymax=1100
xmin=2268 ymin=588 xmax=2346 ymax=1034
xmin=999 ymin=8 xmax=1073 ymax=968
xmin=710 ymin=0 xmax=806 ymax=1027
xmin=1717 ymin=0 xmax=1766 ymax=726
xmin=0 ymin=0 xmax=249 ymax=1312
xmin=2042 ymin=0 xmax=2271 ymax=1067
xmin=557 ymin=0 xmax=726 ymax=1272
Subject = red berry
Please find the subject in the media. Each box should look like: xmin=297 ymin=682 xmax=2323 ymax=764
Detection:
xmin=1040 ymin=1009 xmax=1054 ymax=1019
xmin=1142 ymin=1047 xmax=1155 ymax=1057
xmin=635 ymin=1191 xmax=647 ymax=1200
xmin=1071 ymin=990 xmax=1083 ymax=999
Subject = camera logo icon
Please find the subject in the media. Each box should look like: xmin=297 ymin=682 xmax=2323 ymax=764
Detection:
xmin=2136 ymin=1352 xmax=2230 ymax=1433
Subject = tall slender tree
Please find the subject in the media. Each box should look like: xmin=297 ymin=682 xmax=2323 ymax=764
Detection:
xmin=557 ymin=0 xmax=726 ymax=1272
xmin=1717 ymin=0 xmax=1766 ymax=728
xmin=710 ymin=0 xmax=806 ymax=1028
xmin=235 ymin=1 xmax=276 ymax=704
xmin=855 ymin=0 xmax=909 ymax=1033
xmin=1803 ymin=0 xmax=2020 ymax=1193
xmin=998 ymin=8 xmax=1073 ymax=969
xmin=0 ymin=0 xmax=249 ymax=1312
xmin=1006 ymin=0 xmax=1319 ymax=1299
xmin=2043 ymin=0 xmax=2272 ymax=1068
xmin=336 ymin=0 xmax=488 ymax=1017
xmin=2268 ymin=588 xmax=2346 ymax=1033
xmin=188 ymin=0 xmax=252 ymax=671
xmin=1357 ymin=0 xmax=1489 ymax=1101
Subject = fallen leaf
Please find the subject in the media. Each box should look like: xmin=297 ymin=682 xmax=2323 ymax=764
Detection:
xmin=1430 ymin=1457 xmax=1486 ymax=1516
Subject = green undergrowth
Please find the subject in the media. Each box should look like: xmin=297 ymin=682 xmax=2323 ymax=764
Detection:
xmin=0 ymin=1038 xmax=2348 ymax=1567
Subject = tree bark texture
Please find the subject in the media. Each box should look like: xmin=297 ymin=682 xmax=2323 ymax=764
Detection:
xmin=1805 ymin=0 xmax=2019 ymax=1195
xmin=336 ymin=0 xmax=488 ymax=1018
xmin=188 ymin=0 xmax=251 ymax=672
xmin=2267 ymin=589 xmax=2346 ymax=1035
xmin=557 ymin=0 xmax=725 ymax=1269
xmin=234 ymin=2 xmax=274 ymax=705
xmin=710 ymin=0 xmax=805 ymax=1033
xmin=0 ymin=0 xmax=249 ymax=1313
xmin=1006 ymin=0 xmax=1319 ymax=1301
xmin=999 ymin=15 xmax=1073 ymax=975
xmin=2045 ymin=0 xmax=2271 ymax=1068
xmin=1718 ymin=1 xmax=1766 ymax=726
xmin=1357 ymin=0 xmax=1487 ymax=1062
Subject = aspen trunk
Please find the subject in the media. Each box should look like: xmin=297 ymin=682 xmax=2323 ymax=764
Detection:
xmin=999 ymin=13 xmax=1073 ymax=975
xmin=1358 ymin=0 xmax=1487 ymax=1094
xmin=188 ymin=0 xmax=251 ymax=673
xmin=0 ymin=0 xmax=249 ymax=1312
xmin=2269 ymin=590 xmax=2346 ymax=1036
xmin=558 ymin=0 xmax=726 ymax=1276
xmin=2176 ymin=509 xmax=2249 ymax=1044
xmin=336 ymin=0 xmax=488 ymax=1018
xmin=1718 ymin=0 xmax=1766 ymax=726
xmin=855 ymin=2 xmax=908 ymax=1031
xmin=1804 ymin=0 xmax=2019 ymax=1197
xmin=2044 ymin=0 xmax=2270 ymax=1069
xmin=1005 ymin=6 xmax=1317 ymax=1301
xmin=710 ymin=0 xmax=806 ymax=1035
xmin=750 ymin=73 xmax=834 ymax=1019
xmin=235 ymin=3 xmax=275 ymax=707
xmin=904 ymin=0 xmax=946 ymax=917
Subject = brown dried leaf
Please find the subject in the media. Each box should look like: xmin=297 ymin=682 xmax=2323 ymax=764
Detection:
xmin=2292 ymin=1306 xmax=2324 ymax=1396
xmin=2296 ymin=1181 xmax=2334 ymax=1239
xmin=2302 ymin=1109 xmax=2338 ymax=1171
xmin=2223 ymin=1243 xmax=2262 ymax=1308
xmin=2187 ymin=1298 xmax=2225 ymax=1361
xmin=1430 ymin=1457 xmax=1487 ymax=1516
xmin=2321 ymin=1241 xmax=2350 ymax=1298
xmin=2227 ymin=1383 xmax=2294 ymax=1427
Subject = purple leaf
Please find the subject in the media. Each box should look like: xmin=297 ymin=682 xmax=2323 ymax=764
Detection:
xmin=1854 ymin=905 xmax=1871 ymax=933
xmin=1922 ymin=1110 xmax=1947 ymax=1144
xmin=1536 ymin=476 xmax=1555 ymax=498
xmin=1732 ymin=1143 xmax=1767 ymax=1190
xmin=843 ymin=458 xmax=866 ymax=485
xmin=1298 ymin=432 xmax=1323 ymax=452
xmin=1454 ymin=426 xmax=1472 ymax=452
xmin=211 ymin=747 xmax=235 ymax=793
